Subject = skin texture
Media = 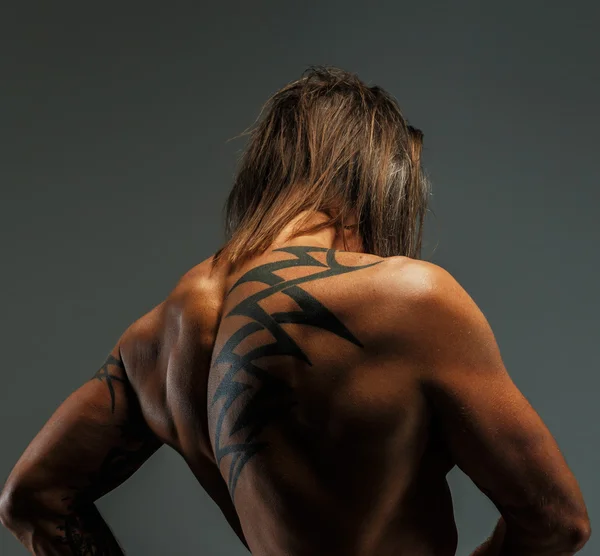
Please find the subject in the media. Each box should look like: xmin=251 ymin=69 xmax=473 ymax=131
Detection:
xmin=0 ymin=211 xmax=590 ymax=555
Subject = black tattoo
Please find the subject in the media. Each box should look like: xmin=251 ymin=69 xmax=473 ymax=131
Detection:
xmin=49 ymin=354 xmax=158 ymax=553
xmin=52 ymin=432 xmax=155 ymax=554
xmin=210 ymin=246 xmax=382 ymax=500
xmin=53 ymin=504 xmax=119 ymax=555
xmin=92 ymin=354 xmax=126 ymax=414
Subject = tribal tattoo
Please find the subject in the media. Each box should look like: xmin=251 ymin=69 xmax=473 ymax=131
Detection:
xmin=49 ymin=355 xmax=160 ymax=554
xmin=92 ymin=354 xmax=126 ymax=414
xmin=209 ymin=246 xmax=382 ymax=500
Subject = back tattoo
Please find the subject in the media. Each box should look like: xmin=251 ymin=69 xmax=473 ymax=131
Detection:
xmin=208 ymin=245 xmax=383 ymax=500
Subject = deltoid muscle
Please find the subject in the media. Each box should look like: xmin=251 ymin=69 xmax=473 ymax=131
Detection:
xmin=209 ymin=245 xmax=382 ymax=500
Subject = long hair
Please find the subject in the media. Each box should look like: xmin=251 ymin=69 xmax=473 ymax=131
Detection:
xmin=212 ymin=65 xmax=431 ymax=270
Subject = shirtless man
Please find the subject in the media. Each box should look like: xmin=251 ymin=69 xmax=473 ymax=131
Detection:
xmin=0 ymin=66 xmax=591 ymax=555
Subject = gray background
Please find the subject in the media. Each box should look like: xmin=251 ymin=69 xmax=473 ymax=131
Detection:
xmin=1 ymin=2 xmax=598 ymax=554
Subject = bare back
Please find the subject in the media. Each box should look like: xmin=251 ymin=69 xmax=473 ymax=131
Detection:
xmin=129 ymin=246 xmax=458 ymax=555
xmin=207 ymin=245 xmax=457 ymax=555
xmin=123 ymin=241 xmax=590 ymax=555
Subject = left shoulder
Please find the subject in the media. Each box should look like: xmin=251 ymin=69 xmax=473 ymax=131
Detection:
xmin=168 ymin=255 xmax=226 ymax=326
xmin=119 ymin=255 xmax=226 ymax=373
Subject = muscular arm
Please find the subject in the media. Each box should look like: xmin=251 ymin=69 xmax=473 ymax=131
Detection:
xmin=0 ymin=329 xmax=163 ymax=554
xmin=400 ymin=260 xmax=591 ymax=555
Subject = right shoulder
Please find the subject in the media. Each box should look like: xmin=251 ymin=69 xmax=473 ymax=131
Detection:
xmin=380 ymin=256 xmax=475 ymax=309
xmin=374 ymin=257 xmax=493 ymax=365
xmin=375 ymin=256 xmax=458 ymax=307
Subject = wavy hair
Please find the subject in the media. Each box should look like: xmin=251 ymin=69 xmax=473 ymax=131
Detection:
xmin=212 ymin=66 xmax=431 ymax=269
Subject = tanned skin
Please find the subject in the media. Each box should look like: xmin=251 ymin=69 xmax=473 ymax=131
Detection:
xmin=0 ymin=210 xmax=590 ymax=555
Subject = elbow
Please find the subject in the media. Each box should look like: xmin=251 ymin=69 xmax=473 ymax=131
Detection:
xmin=567 ymin=518 xmax=592 ymax=551
xmin=529 ymin=519 xmax=592 ymax=554
xmin=539 ymin=516 xmax=592 ymax=553
xmin=0 ymin=483 xmax=17 ymax=529
xmin=502 ymin=506 xmax=592 ymax=553
xmin=553 ymin=501 xmax=592 ymax=551
xmin=0 ymin=481 xmax=37 ymax=530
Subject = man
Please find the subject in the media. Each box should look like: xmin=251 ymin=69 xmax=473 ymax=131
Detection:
xmin=0 ymin=66 xmax=591 ymax=555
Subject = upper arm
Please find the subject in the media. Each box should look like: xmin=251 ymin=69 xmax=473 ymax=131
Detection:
xmin=403 ymin=262 xmax=590 ymax=537
xmin=1 ymin=316 xmax=164 ymax=519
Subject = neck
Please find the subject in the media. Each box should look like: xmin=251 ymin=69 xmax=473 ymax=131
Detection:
xmin=270 ymin=211 xmax=336 ymax=250
xmin=270 ymin=210 xmax=362 ymax=253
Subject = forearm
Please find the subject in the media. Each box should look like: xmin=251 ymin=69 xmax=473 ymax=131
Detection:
xmin=2 ymin=501 xmax=125 ymax=555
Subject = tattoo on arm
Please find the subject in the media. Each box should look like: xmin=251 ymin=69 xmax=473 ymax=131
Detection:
xmin=92 ymin=354 xmax=126 ymax=414
xmin=30 ymin=354 xmax=160 ymax=555
xmin=53 ymin=503 xmax=126 ymax=555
